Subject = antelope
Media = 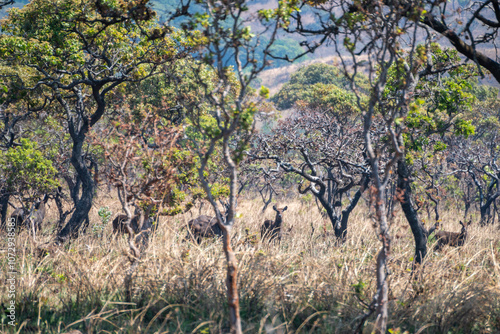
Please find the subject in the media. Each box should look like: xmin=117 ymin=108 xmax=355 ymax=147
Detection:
xmin=261 ymin=205 xmax=288 ymax=242
xmin=10 ymin=194 xmax=49 ymax=232
xmin=112 ymin=214 xmax=139 ymax=234
xmin=30 ymin=194 xmax=49 ymax=231
xmin=10 ymin=207 xmax=26 ymax=227
xmin=186 ymin=215 xmax=223 ymax=244
xmin=434 ymin=219 xmax=470 ymax=251
xmin=112 ymin=205 xmax=157 ymax=248
xmin=112 ymin=205 xmax=153 ymax=235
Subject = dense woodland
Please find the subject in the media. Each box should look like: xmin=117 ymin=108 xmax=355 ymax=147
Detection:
xmin=0 ymin=0 xmax=500 ymax=333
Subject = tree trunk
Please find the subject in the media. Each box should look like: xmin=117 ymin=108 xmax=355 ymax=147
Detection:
xmin=54 ymin=187 xmax=71 ymax=231
xmin=123 ymin=209 xmax=141 ymax=303
xmin=370 ymin=182 xmax=391 ymax=334
xmin=0 ymin=191 xmax=10 ymax=228
xmin=480 ymin=193 xmax=500 ymax=225
xmin=397 ymin=160 xmax=428 ymax=265
xmin=222 ymin=226 xmax=242 ymax=334
xmin=221 ymin=136 xmax=242 ymax=334
xmin=56 ymin=137 xmax=94 ymax=243
xmin=336 ymin=174 xmax=370 ymax=241
xmin=374 ymin=241 xmax=389 ymax=333
xmin=316 ymin=193 xmax=344 ymax=241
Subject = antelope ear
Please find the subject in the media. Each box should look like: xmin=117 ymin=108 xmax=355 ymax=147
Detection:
xmin=283 ymin=206 xmax=288 ymax=211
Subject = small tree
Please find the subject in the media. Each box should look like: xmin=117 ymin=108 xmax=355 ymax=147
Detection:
xmin=450 ymin=131 xmax=500 ymax=225
xmin=95 ymin=104 xmax=190 ymax=301
xmin=169 ymin=1 xmax=297 ymax=331
xmin=0 ymin=138 xmax=59 ymax=228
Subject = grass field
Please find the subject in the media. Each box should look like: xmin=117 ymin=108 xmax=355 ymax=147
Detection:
xmin=1 ymin=195 xmax=500 ymax=333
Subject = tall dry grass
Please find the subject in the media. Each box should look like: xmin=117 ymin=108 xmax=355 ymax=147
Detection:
xmin=1 ymin=195 xmax=500 ymax=333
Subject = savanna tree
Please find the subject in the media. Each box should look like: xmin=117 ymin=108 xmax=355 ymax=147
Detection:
xmin=94 ymin=104 xmax=192 ymax=301
xmin=0 ymin=67 xmax=57 ymax=226
xmin=0 ymin=0 xmax=199 ymax=243
xmin=281 ymin=3 xmax=482 ymax=264
xmin=279 ymin=1 xmax=432 ymax=331
xmin=167 ymin=1 xmax=296 ymax=332
xmin=449 ymin=121 xmax=500 ymax=225
xmin=416 ymin=0 xmax=500 ymax=83
xmin=0 ymin=138 xmax=59 ymax=228
xmin=249 ymin=101 xmax=370 ymax=241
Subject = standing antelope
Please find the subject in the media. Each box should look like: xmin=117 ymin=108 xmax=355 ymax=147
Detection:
xmin=261 ymin=205 xmax=288 ymax=243
xmin=30 ymin=194 xmax=49 ymax=231
xmin=434 ymin=219 xmax=470 ymax=251
xmin=186 ymin=215 xmax=223 ymax=244
xmin=10 ymin=194 xmax=49 ymax=232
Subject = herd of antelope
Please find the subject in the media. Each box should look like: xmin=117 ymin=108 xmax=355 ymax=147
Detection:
xmin=6 ymin=196 xmax=472 ymax=252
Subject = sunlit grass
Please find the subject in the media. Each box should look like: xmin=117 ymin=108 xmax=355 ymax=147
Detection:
xmin=1 ymin=196 xmax=499 ymax=333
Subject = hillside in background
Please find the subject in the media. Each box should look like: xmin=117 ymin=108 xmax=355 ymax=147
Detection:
xmin=151 ymin=0 xmax=500 ymax=94
xmin=1 ymin=0 xmax=497 ymax=92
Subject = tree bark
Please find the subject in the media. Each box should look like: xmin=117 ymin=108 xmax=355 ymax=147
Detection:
xmin=421 ymin=14 xmax=500 ymax=84
xmin=374 ymin=241 xmax=389 ymax=334
xmin=0 ymin=191 xmax=10 ymax=228
xmin=372 ymin=184 xmax=390 ymax=334
xmin=480 ymin=192 xmax=500 ymax=225
xmin=222 ymin=226 xmax=242 ymax=334
xmin=198 ymin=137 xmax=242 ymax=334
xmin=397 ymin=160 xmax=428 ymax=265
xmin=221 ymin=136 xmax=242 ymax=334
xmin=56 ymin=135 xmax=94 ymax=243
xmin=335 ymin=174 xmax=370 ymax=241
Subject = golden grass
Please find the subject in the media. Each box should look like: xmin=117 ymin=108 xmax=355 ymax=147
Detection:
xmin=1 ymin=196 xmax=500 ymax=333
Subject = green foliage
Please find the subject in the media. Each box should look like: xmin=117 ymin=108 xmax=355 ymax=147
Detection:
xmin=352 ymin=279 xmax=367 ymax=298
xmin=259 ymin=85 xmax=270 ymax=99
xmin=0 ymin=138 xmax=59 ymax=196
xmin=94 ymin=206 xmax=112 ymax=237
xmin=468 ymin=83 xmax=499 ymax=101
xmin=0 ymin=0 xmax=202 ymax=113
xmin=454 ymin=118 xmax=475 ymax=138
xmin=257 ymin=0 xmax=301 ymax=28
xmin=305 ymin=83 xmax=361 ymax=113
xmin=98 ymin=207 xmax=112 ymax=225
xmin=272 ymin=63 xmax=361 ymax=110
xmin=384 ymin=44 xmax=480 ymax=164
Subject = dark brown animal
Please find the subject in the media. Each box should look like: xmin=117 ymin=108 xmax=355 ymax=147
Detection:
xmin=112 ymin=214 xmax=140 ymax=234
xmin=186 ymin=215 xmax=223 ymax=244
xmin=261 ymin=205 xmax=288 ymax=242
xmin=10 ymin=207 xmax=26 ymax=227
xmin=112 ymin=207 xmax=157 ymax=248
xmin=434 ymin=219 xmax=470 ymax=251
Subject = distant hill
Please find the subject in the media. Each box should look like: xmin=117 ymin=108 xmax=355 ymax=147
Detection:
xmin=2 ymin=0 xmax=497 ymax=92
